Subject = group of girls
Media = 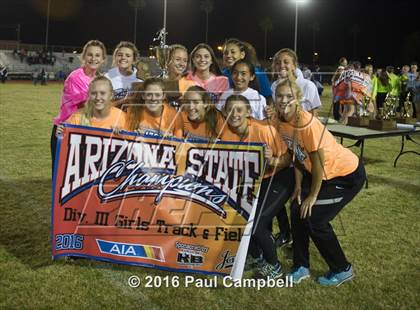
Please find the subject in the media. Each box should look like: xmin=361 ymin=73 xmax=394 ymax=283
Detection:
xmin=51 ymin=39 xmax=365 ymax=287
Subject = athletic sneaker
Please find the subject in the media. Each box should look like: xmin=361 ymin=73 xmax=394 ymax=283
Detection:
xmin=318 ymin=265 xmax=354 ymax=286
xmin=286 ymin=266 xmax=310 ymax=284
xmin=274 ymin=233 xmax=292 ymax=248
xmin=253 ymin=262 xmax=283 ymax=279
xmin=244 ymin=255 xmax=265 ymax=271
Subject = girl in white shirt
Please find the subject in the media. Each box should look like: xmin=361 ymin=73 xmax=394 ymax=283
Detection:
xmin=105 ymin=41 xmax=142 ymax=103
xmin=270 ymin=48 xmax=321 ymax=113
xmin=217 ymin=59 xmax=267 ymax=120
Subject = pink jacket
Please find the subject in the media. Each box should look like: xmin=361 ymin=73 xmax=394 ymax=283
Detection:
xmin=53 ymin=67 xmax=94 ymax=125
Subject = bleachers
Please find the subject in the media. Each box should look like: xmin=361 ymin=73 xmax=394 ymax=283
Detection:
xmin=0 ymin=49 xmax=161 ymax=81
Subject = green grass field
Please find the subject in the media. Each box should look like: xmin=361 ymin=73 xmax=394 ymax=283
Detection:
xmin=0 ymin=82 xmax=419 ymax=309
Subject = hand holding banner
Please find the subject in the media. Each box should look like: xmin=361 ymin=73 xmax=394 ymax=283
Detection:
xmin=52 ymin=125 xmax=264 ymax=276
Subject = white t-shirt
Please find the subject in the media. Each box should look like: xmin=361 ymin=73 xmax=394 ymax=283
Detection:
xmin=216 ymin=87 xmax=267 ymax=120
xmin=271 ymin=68 xmax=321 ymax=112
xmin=105 ymin=67 xmax=142 ymax=100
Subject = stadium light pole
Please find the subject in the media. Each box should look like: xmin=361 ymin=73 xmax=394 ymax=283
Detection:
xmin=45 ymin=0 xmax=51 ymax=50
xmin=163 ymin=0 xmax=167 ymax=45
xmin=292 ymin=0 xmax=308 ymax=54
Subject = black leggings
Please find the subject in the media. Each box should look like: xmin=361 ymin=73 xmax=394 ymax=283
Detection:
xmin=248 ymin=167 xmax=294 ymax=264
xmin=376 ymin=92 xmax=387 ymax=110
xmin=291 ymin=161 xmax=365 ymax=272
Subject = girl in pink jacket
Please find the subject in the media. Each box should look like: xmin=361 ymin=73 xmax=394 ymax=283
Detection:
xmin=51 ymin=40 xmax=107 ymax=174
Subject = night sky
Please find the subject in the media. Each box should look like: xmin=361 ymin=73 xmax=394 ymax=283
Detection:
xmin=0 ymin=0 xmax=419 ymax=67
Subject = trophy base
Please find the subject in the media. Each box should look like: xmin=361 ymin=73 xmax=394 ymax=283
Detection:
xmin=368 ymin=119 xmax=397 ymax=131
xmin=347 ymin=116 xmax=370 ymax=127
xmin=395 ymin=117 xmax=417 ymax=125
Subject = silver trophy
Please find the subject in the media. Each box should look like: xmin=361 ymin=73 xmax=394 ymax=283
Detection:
xmin=153 ymin=28 xmax=170 ymax=79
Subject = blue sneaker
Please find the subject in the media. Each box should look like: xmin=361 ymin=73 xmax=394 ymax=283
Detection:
xmin=286 ymin=266 xmax=310 ymax=284
xmin=318 ymin=266 xmax=354 ymax=287
xmin=254 ymin=262 xmax=283 ymax=279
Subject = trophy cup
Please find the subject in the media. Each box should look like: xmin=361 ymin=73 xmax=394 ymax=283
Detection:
xmin=152 ymin=28 xmax=170 ymax=79
xmin=369 ymin=93 xmax=397 ymax=130
xmin=348 ymin=96 xmax=371 ymax=127
xmin=396 ymin=93 xmax=417 ymax=124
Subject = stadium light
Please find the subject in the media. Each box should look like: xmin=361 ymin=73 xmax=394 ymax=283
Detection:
xmin=291 ymin=0 xmax=309 ymax=53
xmin=45 ymin=0 xmax=51 ymax=50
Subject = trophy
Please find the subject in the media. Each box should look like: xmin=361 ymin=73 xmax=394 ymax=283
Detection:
xmin=369 ymin=93 xmax=397 ymax=130
xmin=152 ymin=28 xmax=170 ymax=79
xmin=348 ymin=96 xmax=371 ymax=127
xmin=396 ymin=93 xmax=417 ymax=124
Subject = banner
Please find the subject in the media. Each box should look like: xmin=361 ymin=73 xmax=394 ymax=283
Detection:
xmin=52 ymin=125 xmax=265 ymax=277
xmin=333 ymin=69 xmax=372 ymax=105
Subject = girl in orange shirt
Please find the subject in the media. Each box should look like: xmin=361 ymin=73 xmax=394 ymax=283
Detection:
xmin=181 ymin=85 xmax=226 ymax=142
xmin=221 ymin=94 xmax=293 ymax=280
xmin=126 ymin=77 xmax=183 ymax=138
xmin=56 ymin=76 xmax=127 ymax=133
xmin=274 ymin=79 xmax=366 ymax=286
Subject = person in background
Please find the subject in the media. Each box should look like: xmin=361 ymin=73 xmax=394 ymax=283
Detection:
xmin=399 ymin=65 xmax=410 ymax=111
xmin=339 ymin=57 xmax=348 ymax=68
xmin=376 ymin=68 xmax=390 ymax=111
xmin=312 ymin=65 xmax=324 ymax=96
xmin=386 ymin=66 xmax=400 ymax=98
xmin=365 ymin=64 xmax=378 ymax=116
xmin=412 ymin=72 xmax=420 ymax=118
xmin=407 ymin=62 xmax=419 ymax=116
xmin=302 ymin=66 xmax=312 ymax=80
xmin=0 ymin=65 xmax=8 ymax=83
xmin=331 ymin=65 xmax=345 ymax=120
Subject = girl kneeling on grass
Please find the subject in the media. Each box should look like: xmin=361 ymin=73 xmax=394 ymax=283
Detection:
xmin=220 ymin=94 xmax=293 ymax=280
xmin=181 ymin=85 xmax=226 ymax=142
xmin=56 ymin=76 xmax=127 ymax=134
xmin=274 ymin=79 xmax=366 ymax=286
xmin=126 ymin=78 xmax=183 ymax=139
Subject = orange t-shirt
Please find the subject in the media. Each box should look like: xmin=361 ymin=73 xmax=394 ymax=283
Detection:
xmin=277 ymin=109 xmax=358 ymax=180
xmin=67 ymin=107 xmax=127 ymax=130
xmin=137 ymin=104 xmax=183 ymax=138
xmin=181 ymin=110 xmax=227 ymax=142
xmin=220 ymin=118 xmax=288 ymax=178
xmin=178 ymin=77 xmax=197 ymax=95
